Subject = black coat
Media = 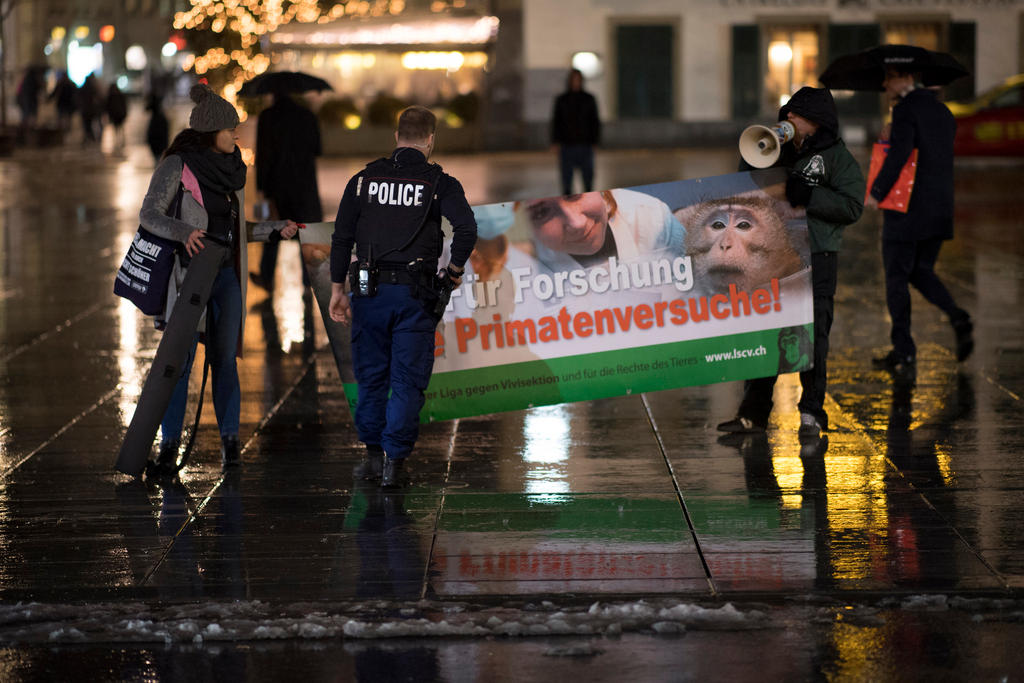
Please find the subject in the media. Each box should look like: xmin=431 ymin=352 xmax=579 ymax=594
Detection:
xmin=870 ymin=88 xmax=956 ymax=242
xmin=551 ymin=90 xmax=600 ymax=146
xmin=255 ymin=97 xmax=323 ymax=222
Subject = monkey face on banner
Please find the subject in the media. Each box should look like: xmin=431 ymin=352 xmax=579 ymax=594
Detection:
xmin=524 ymin=192 xmax=612 ymax=256
xmin=677 ymin=193 xmax=805 ymax=294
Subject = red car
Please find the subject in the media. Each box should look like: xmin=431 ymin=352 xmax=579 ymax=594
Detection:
xmin=948 ymin=74 xmax=1024 ymax=156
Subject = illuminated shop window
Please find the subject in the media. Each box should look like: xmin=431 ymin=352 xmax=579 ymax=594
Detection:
xmin=764 ymin=26 xmax=820 ymax=111
xmin=884 ymin=23 xmax=941 ymax=51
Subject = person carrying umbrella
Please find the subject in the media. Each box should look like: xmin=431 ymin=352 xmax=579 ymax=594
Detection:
xmin=247 ymin=72 xmax=327 ymax=292
xmin=865 ymin=60 xmax=974 ymax=375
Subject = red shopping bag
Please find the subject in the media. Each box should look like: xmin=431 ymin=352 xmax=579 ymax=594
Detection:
xmin=866 ymin=141 xmax=917 ymax=213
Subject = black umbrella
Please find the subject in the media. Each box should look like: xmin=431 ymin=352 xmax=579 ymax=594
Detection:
xmin=237 ymin=71 xmax=333 ymax=97
xmin=819 ymin=44 xmax=968 ymax=91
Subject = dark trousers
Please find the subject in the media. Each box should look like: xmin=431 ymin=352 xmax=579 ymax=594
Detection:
xmin=882 ymin=237 xmax=966 ymax=358
xmin=739 ymin=252 xmax=837 ymax=430
xmin=350 ymin=284 xmax=437 ymax=460
xmin=558 ymin=144 xmax=594 ymax=196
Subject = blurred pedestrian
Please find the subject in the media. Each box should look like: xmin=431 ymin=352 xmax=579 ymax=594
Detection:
xmin=551 ymin=68 xmax=601 ymax=196
xmin=49 ymin=71 xmax=77 ymax=132
xmin=106 ymin=82 xmax=128 ymax=148
xmin=868 ymin=67 xmax=973 ymax=376
xmin=145 ymin=93 xmax=169 ymax=162
xmin=77 ymin=74 xmax=103 ymax=144
xmin=328 ymin=106 xmax=477 ymax=488
xmin=139 ymin=83 xmax=299 ymax=475
xmin=252 ymin=90 xmax=323 ymax=291
xmin=718 ymin=87 xmax=864 ymax=439
xmin=16 ymin=66 xmax=44 ymax=131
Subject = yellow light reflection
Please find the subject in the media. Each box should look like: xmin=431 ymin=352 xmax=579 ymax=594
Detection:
xmin=117 ymin=294 xmax=142 ymax=428
xmin=271 ymin=244 xmax=307 ymax=353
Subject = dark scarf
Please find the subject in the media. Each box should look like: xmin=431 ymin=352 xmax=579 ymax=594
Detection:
xmin=178 ymin=145 xmax=247 ymax=194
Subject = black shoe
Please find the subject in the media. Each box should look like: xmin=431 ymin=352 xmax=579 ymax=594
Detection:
xmin=221 ymin=435 xmax=241 ymax=468
xmin=717 ymin=416 xmax=766 ymax=434
xmin=953 ymin=316 xmax=974 ymax=362
xmin=873 ymin=350 xmax=916 ymax=375
xmin=380 ymin=456 xmax=405 ymax=489
xmin=147 ymin=440 xmax=180 ymax=478
xmin=357 ymin=445 xmax=384 ymax=481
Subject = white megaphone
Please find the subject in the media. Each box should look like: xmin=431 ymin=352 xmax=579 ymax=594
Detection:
xmin=739 ymin=120 xmax=796 ymax=168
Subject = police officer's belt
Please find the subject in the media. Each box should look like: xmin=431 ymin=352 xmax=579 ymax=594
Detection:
xmin=376 ymin=261 xmax=438 ymax=286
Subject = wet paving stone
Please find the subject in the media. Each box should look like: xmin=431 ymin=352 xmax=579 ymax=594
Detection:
xmin=1 ymin=142 xmax=1023 ymax=677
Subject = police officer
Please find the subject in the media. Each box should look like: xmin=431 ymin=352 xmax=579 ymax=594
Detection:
xmin=329 ymin=106 xmax=477 ymax=488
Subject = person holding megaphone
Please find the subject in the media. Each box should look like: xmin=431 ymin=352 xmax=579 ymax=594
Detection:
xmin=719 ymin=86 xmax=864 ymax=441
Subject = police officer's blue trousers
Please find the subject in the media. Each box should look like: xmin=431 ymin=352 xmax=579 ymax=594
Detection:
xmin=351 ymin=283 xmax=437 ymax=460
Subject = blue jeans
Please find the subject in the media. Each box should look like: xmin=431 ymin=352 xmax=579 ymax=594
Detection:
xmin=160 ymin=265 xmax=243 ymax=443
xmin=351 ymin=284 xmax=437 ymax=460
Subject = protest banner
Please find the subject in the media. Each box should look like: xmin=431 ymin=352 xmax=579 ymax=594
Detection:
xmin=300 ymin=167 xmax=813 ymax=422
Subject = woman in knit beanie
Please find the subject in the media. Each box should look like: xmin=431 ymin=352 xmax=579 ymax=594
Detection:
xmin=136 ymin=82 xmax=301 ymax=474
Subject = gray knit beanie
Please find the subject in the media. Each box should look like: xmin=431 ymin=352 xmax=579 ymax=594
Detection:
xmin=188 ymin=83 xmax=239 ymax=132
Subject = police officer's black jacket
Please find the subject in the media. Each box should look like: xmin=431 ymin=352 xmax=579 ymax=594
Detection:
xmin=331 ymin=147 xmax=477 ymax=283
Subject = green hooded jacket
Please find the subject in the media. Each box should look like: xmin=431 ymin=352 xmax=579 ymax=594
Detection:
xmin=744 ymin=87 xmax=866 ymax=253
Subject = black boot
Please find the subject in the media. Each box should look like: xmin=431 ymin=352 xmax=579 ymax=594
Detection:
xmin=221 ymin=435 xmax=241 ymax=468
xmin=357 ymin=444 xmax=384 ymax=481
xmin=380 ymin=456 xmax=405 ymax=489
xmin=149 ymin=440 xmax=180 ymax=477
xmin=952 ymin=313 xmax=974 ymax=362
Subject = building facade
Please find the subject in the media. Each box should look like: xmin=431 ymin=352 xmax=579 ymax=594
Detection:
xmin=517 ymin=0 xmax=1022 ymax=147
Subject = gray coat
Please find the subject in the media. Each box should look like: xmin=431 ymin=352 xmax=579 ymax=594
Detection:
xmin=139 ymin=154 xmax=288 ymax=356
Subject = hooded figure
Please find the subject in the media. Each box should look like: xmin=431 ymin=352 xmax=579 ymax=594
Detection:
xmin=721 ymin=85 xmax=864 ymax=440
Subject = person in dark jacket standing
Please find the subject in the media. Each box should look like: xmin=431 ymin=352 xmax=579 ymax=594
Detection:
xmin=329 ymin=106 xmax=477 ymax=488
xmin=718 ymin=87 xmax=864 ymax=439
xmin=868 ymin=67 xmax=973 ymax=375
xmin=551 ymin=68 xmax=601 ymax=196
xmin=50 ymin=71 xmax=77 ymax=132
xmin=106 ymin=82 xmax=128 ymax=148
xmin=253 ymin=90 xmax=323 ymax=291
xmin=145 ymin=93 xmax=170 ymax=162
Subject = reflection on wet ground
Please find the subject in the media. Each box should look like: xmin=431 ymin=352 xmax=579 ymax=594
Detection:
xmin=1 ymin=142 xmax=1023 ymax=679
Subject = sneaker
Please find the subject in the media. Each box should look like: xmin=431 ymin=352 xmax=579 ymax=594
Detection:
xmin=221 ymin=435 xmax=241 ymax=468
xmin=873 ymin=350 xmax=916 ymax=376
xmin=380 ymin=456 xmax=405 ymax=489
xmin=716 ymin=416 xmax=765 ymax=434
xmin=953 ymin=316 xmax=974 ymax=362
xmin=798 ymin=413 xmax=822 ymax=438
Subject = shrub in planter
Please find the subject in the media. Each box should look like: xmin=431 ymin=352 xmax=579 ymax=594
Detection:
xmin=446 ymin=92 xmax=479 ymax=125
xmin=318 ymin=97 xmax=361 ymax=128
xmin=366 ymin=93 xmax=407 ymax=127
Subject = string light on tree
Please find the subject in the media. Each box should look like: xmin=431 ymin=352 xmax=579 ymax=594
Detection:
xmin=175 ymin=0 xmax=467 ymax=97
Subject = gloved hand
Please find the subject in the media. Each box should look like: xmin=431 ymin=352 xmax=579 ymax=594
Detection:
xmin=785 ymin=174 xmax=813 ymax=208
